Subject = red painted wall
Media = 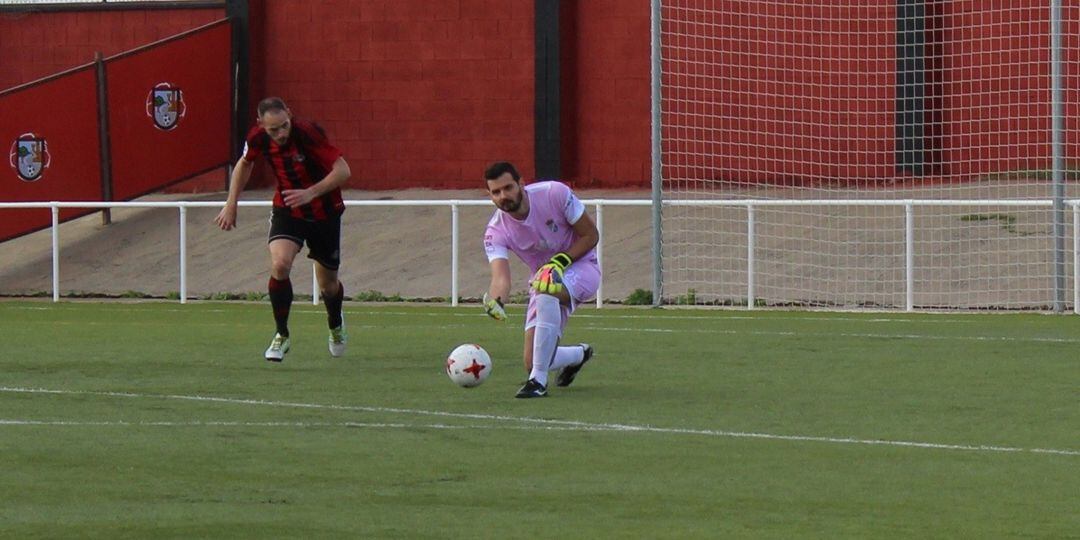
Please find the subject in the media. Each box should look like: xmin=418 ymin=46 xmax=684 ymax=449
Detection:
xmin=928 ymin=1 xmax=1080 ymax=179
xmin=657 ymin=0 xmax=1079 ymax=185
xmin=659 ymin=0 xmax=897 ymax=186
xmin=248 ymin=0 xmax=535 ymax=189
xmin=2 ymin=2 xmax=1076 ymax=193
xmin=106 ymin=21 xmax=232 ymax=200
xmin=0 ymin=67 xmax=103 ymax=242
xmin=0 ymin=8 xmax=225 ymax=91
xmin=563 ymin=0 xmax=651 ymax=188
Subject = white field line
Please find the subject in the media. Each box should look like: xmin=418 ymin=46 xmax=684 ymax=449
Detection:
xmin=0 ymin=419 xmax=598 ymax=431
xmin=4 ymin=304 xmax=985 ymax=324
xmin=5 ymin=307 xmax=1074 ymax=344
xmin=577 ymin=326 xmax=1080 ymax=344
xmin=14 ymin=319 xmax=1073 ymax=344
xmin=1 ymin=386 xmax=1076 ymax=457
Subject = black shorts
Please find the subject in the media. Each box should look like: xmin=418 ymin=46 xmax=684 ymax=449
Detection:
xmin=268 ymin=208 xmax=342 ymax=270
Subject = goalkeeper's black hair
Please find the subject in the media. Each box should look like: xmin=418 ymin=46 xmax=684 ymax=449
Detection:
xmin=484 ymin=161 xmax=520 ymax=183
xmin=257 ymin=97 xmax=289 ymax=117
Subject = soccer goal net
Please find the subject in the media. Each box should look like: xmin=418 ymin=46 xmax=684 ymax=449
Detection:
xmin=657 ymin=1 xmax=1080 ymax=310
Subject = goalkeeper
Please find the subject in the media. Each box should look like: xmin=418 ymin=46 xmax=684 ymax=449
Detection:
xmin=480 ymin=161 xmax=600 ymax=398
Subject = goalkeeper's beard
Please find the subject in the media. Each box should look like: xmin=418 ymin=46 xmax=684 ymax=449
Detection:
xmin=498 ymin=193 xmax=523 ymax=213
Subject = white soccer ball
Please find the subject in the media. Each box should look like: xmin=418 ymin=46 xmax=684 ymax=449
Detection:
xmin=445 ymin=344 xmax=492 ymax=388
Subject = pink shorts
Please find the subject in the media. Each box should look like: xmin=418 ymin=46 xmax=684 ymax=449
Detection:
xmin=524 ymin=258 xmax=601 ymax=335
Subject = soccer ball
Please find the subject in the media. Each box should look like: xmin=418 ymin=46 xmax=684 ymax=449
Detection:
xmin=445 ymin=344 xmax=492 ymax=388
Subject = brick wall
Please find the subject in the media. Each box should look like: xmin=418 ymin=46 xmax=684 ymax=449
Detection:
xmin=0 ymin=1 xmax=651 ymax=191
xmin=5 ymin=2 xmax=1073 ymax=192
xmin=927 ymin=0 xmax=1080 ymax=179
xmin=563 ymin=0 xmax=651 ymax=188
xmin=0 ymin=8 xmax=224 ymax=90
xmin=251 ymin=0 xmax=535 ymax=190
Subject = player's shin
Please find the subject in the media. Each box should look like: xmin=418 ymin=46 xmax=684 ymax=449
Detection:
xmin=324 ymin=281 xmax=344 ymax=328
xmin=529 ymin=294 xmax=561 ymax=386
xmin=268 ymin=277 xmax=293 ymax=336
xmin=549 ymin=345 xmax=585 ymax=371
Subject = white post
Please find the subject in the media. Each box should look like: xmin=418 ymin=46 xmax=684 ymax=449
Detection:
xmin=451 ymin=202 xmax=459 ymax=307
xmin=746 ymin=204 xmax=755 ymax=310
xmin=905 ymin=202 xmax=914 ymax=312
xmin=650 ymin=0 xmax=663 ymax=308
xmin=595 ymin=201 xmax=604 ymax=308
xmin=312 ymin=262 xmax=318 ymax=305
xmin=179 ymin=206 xmax=187 ymax=304
xmin=51 ymin=205 xmax=60 ymax=303
xmin=1052 ymin=0 xmax=1066 ymax=312
xmin=1073 ymin=204 xmax=1079 ymax=314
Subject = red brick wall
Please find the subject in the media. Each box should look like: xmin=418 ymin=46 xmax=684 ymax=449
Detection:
xmin=659 ymin=0 xmax=897 ymax=186
xmin=928 ymin=1 xmax=1080 ymax=179
xmin=4 ymin=2 xmax=1075 ymax=192
xmin=250 ymin=0 xmax=534 ymax=190
xmin=563 ymin=0 xmax=651 ymax=188
xmin=0 ymin=1 xmax=675 ymax=192
xmin=0 ymin=8 xmax=225 ymax=90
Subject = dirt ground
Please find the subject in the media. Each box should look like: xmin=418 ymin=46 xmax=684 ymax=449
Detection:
xmin=0 ymin=188 xmax=654 ymax=303
xmin=0 ymin=181 xmax=1070 ymax=309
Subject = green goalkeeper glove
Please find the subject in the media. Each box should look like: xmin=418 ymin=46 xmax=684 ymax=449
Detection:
xmin=482 ymin=293 xmax=507 ymax=321
xmin=530 ymin=252 xmax=572 ymax=295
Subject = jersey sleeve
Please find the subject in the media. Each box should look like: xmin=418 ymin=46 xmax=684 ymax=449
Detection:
xmin=242 ymin=126 xmax=263 ymax=162
xmin=298 ymin=122 xmax=344 ymax=171
xmin=554 ymin=181 xmax=586 ymax=224
xmin=484 ymin=225 xmax=509 ymax=262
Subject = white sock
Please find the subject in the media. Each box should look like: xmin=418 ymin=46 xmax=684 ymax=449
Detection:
xmin=529 ymin=294 xmax=561 ymax=387
xmin=550 ymin=345 xmax=585 ymax=371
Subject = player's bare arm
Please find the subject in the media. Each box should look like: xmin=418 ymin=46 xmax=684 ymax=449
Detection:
xmin=565 ymin=211 xmax=599 ymax=261
xmin=483 ymin=258 xmax=511 ymax=321
xmin=214 ymin=157 xmax=254 ymax=230
xmin=487 ymin=258 xmax=511 ymax=303
xmin=281 ymin=157 xmax=351 ymax=208
xmin=529 ymin=210 xmax=599 ymax=299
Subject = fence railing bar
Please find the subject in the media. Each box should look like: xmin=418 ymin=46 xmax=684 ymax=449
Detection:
xmin=4 ymin=199 xmax=1080 ymax=308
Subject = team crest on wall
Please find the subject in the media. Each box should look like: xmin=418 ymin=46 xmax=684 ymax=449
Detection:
xmin=8 ymin=133 xmax=50 ymax=182
xmin=146 ymin=82 xmax=186 ymax=130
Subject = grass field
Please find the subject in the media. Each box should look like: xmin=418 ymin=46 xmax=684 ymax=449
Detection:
xmin=2 ymin=301 xmax=1078 ymax=538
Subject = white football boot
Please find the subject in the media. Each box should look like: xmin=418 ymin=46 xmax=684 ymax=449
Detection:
xmin=328 ymin=311 xmax=347 ymax=357
xmin=265 ymin=333 xmax=290 ymax=362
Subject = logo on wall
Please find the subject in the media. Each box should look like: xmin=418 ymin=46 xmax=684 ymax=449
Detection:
xmin=146 ymin=82 xmax=186 ymax=130
xmin=8 ymin=133 xmax=50 ymax=182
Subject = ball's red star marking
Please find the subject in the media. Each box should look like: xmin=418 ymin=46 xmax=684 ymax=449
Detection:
xmin=463 ymin=359 xmax=487 ymax=379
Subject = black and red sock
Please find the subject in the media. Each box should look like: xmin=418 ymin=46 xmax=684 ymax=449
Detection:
xmin=324 ymin=281 xmax=344 ymax=329
xmin=268 ymin=277 xmax=293 ymax=337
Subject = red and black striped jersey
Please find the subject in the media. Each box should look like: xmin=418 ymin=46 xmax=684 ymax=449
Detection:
xmin=242 ymin=119 xmax=345 ymax=221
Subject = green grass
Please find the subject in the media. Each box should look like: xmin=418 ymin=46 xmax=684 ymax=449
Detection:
xmin=2 ymin=301 xmax=1078 ymax=538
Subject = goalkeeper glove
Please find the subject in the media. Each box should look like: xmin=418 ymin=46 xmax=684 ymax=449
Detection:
xmin=482 ymin=293 xmax=507 ymax=321
xmin=530 ymin=252 xmax=572 ymax=294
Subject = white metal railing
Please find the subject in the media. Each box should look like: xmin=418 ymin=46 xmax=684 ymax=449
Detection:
xmin=0 ymin=199 xmax=650 ymax=308
xmin=1 ymin=198 xmax=1078 ymax=312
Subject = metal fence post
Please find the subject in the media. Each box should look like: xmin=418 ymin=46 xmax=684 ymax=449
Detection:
xmin=595 ymin=201 xmax=604 ymax=308
xmin=179 ymin=206 xmax=187 ymax=304
xmin=451 ymin=202 xmax=460 ymax=307
xmin=906 ymin=202 xmax=915 ymax=312
xmin=51 ymin=205 xmax=60 ymax=303
xmin=747 ymin=204 xmax=755 ymax=310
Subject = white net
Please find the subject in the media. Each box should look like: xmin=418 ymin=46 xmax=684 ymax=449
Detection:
xmin=659 ymin=0 xmax=1080 ymax=310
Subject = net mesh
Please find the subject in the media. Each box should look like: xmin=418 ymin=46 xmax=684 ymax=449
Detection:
xmin=659 ymin=0 xmax=1080 ymax=309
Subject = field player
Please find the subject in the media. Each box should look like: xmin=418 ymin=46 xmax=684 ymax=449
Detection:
xmin=214 ymin=97 xmax=351 ymax=362
xmin=481 ymin=161 xmax=600 ymax=398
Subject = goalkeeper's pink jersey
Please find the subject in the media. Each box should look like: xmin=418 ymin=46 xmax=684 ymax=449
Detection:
xmin=483 ymin=181 xmax=596 ymax=274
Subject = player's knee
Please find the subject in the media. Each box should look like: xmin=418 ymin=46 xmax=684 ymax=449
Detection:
xmin=536 ymin=290 xmax=570 ymax=305
xmin=319 ymin=281 xmax=340 ymax=297
xmin=270 ymin=259 xmax=292 ymax=278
